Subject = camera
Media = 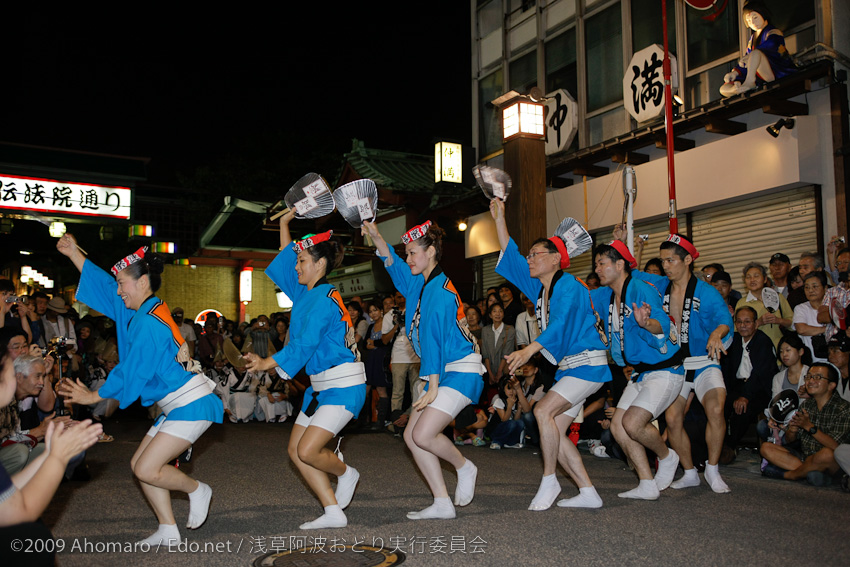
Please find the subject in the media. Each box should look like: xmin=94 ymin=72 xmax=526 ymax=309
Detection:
xmin=392 ymin=307 xmax=403 ymax=326
xmin=46 ymin=336 xmax=74 ymax=359
xmin=4 ymin=295 xmax=27 ymax=304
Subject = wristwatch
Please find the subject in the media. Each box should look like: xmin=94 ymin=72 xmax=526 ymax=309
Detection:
xmin=808 ymin=425 xmax=818 ymax=435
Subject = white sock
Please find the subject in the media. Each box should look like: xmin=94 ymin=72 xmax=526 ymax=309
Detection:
xmin=528 ymin=474 xmax=561 ymax=511
xmin=671 ymin=468 xmax=700 ymax=490
xmin=705 ymin=463 xmax=731 ymax=494
xmin=454 ymin=460 xmax=478 ymax=507
xmin=334 ymin=465 xmax=360 ymax=510
xmin=138 ymin=524 xmax=180 ymax=548
xmin=187 ymin=481 xmax=212 ymax=529
xmin=618 ymin=479 xmax=660 ymax=500
xmin=557 ymin=486 xmax=603 ymax=509
xmin=654 ymin=449 xmax=679 ymax=491
xmin=406 ymin=497 xmax=456 ymax=520
xmin=299 ymin=505 xmax=347 ymax=530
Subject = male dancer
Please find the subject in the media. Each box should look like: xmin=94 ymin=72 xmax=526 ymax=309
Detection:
xmin=633 ymin=233 xmax=732 ymax=493
xmin=591 ymin=240 xmax=684 ymax=500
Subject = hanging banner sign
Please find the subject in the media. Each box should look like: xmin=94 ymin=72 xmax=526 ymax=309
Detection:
xmin=544 ymin=89 xmax=578 ymax=156
xmin=623 ymin=44 xmax=678 ymax=123
xmin=0 ymin=173 xmax=132 ymax=219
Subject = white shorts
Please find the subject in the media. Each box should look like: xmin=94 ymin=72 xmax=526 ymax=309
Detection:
xmin=295 ymin=405 xmax=354 ymax=436
xmin=679 ymin=366 xmax=726 ymax=401
xmin=427 ymin=383 xmax=473 ymax=419
xmin=617 ymin=370 xmax=684 ymax=420
xmin=550 ymin=377 xmax=604 ymax=419
xmin=146 ymin=417 xmax=212 ymax=444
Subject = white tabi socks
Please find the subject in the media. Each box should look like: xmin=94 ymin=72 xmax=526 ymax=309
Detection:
xmin=557 ymin=486 xmax=603 ymax=508
xmin=299 ymin=505 xmax=347 ymax=530
xmin=334 ymin=465 xmax=360 ymax=509
xmin=138 ymin=524 xmax=180 ymax=548
xmin=187 ymin=481 xmax=212 ymax=529
xmin=406 ymin=497 xmax=456 ymax=520
xmin=528 ymin=474 xmax=561 ymax=511
xmin=705 ymin=462 xmax=731 ymax=493
xmin=454 ymin=460 xmax=478 ymax=507
xmin=671 ymin=468 xmax=701 ymax=490
xmin=654 ymin=449 xmax=680 ymax=491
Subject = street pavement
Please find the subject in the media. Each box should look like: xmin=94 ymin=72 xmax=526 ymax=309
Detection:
xmin=34 ymin=415 xmax=850 ymax=567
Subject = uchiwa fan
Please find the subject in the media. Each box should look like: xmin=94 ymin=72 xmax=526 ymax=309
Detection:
xmin=761 ymin=287 xmax=781 ymax=313
xmin=271 ymin=172 xmax=335 ymax=220
xmin=333 ymin=179 xmax=378 ymax=228
xmin=553 ymin=217 xmax=593 ymax=258
xmin=472 ymin=165 xmax=512 ymax=201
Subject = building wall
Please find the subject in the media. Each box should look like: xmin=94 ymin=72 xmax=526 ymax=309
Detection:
xmin=158 ymin=264 xmax=285 ymax=324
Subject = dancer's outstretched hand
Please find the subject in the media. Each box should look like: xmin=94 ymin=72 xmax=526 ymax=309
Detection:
xmin=243 ymin=352 xmax=277 ymax=372
xmin=59 ymin=378 xmax=99 ymax=406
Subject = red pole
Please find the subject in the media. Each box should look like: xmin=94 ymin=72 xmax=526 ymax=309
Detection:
xmin=662 ymin=0 xmax=678 ymax=233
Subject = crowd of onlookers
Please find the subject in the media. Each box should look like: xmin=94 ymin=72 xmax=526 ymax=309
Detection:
xmin=1 ymin=235 xmax=849 ymax=491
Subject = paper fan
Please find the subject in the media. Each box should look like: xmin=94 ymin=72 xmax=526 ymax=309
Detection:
xmin=554 ymin=217 xmax=593 ymax=258
xmin=472 ymin=165 xmax=512 ymax=201
xmin=764 ymin=389 xmax=800 ymax=425
xmin=333 ymin=179 xmax=378 ymax=228
xmin=762 ymin=287 xmax=780 ymax=313
xmin=282 ymin=173 xmax=335 ymax=219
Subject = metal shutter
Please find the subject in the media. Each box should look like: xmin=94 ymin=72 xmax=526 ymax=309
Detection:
xmin=481 ymin=252 xmax=506 ymax=293
xmin=689 ymin=186 xmax=817 ymax=284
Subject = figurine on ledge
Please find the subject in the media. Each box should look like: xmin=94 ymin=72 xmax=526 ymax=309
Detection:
xmin=720 ymin=1 xmax=797 ymax=98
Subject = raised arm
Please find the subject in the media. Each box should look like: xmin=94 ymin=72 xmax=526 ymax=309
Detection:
xmin=362 ymin=221 xmax=391 ymax=261
xmin=489 ymin=198 xmax=510 ymax=252
xmin=56 ymin=233 xmax=86 ymax=273
xmin=279 ymin=210 xmax=296 ymax=250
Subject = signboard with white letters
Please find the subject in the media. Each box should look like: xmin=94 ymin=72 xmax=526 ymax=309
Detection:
xmin=623 ymin=44 xmax=678 ymax=123
xmin=544 ymin=89 xmax=578 ymax=156
xmin=0 ymin=173 xmax=132 ymax=219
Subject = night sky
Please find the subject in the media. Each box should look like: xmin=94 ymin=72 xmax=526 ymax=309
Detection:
xmin=5 ymin=4 xmax=473 ymax=184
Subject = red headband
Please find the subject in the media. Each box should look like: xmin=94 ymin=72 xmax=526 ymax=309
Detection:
xmin=608 ymin=240 xmax=638 ymax=269
xmin=665 ymin=234 xmax=700 ymax=260
xmin=294 ymin=230 xmax=333 ymax=253
xmin=548 ymin=237 xmax=570 ymax=269
xmin=401 ymin=221 xmax=432 ymax=244
xmin=111 ymin=246 xmax=148 ymax=276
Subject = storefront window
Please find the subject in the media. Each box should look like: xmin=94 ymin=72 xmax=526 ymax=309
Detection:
xmin=479 ymin=70 xmax=505 ymax=156
xmin=685 ymin=1 xmax=738 ymax=71
xmin=546 ymin=28 xmax=577 ymax=98
xmin=631 ymin=0 xmax=675 ymax=54
xmin=510 ymin=50 xmax=538 ymax=93
xmin=477 ymin=0 xmax=502 ymax=39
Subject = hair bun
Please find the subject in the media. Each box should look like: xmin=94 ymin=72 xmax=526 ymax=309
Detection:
xmin=145 ymin=253 xmax=165 ymax=275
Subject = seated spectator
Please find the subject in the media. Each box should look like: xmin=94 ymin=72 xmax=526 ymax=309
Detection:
xmin=758 ymin=335 xmax=812 ymax=443
xmin=242 ymin=315 xmax=276 ymax=358
xmin=794 ymin=271 xmax=829 ymax=362
xmin=85 ymin=343 xmax=119 ymax=431
xmin=255 ymin=371 xmax=292 ymax=423
xmin=592 ymin=365 xmax=631 ymax=462
xmin=721 ymin=306 xmax=777 ymax=461
xmin=480 ymin=302 xmax=515 ymax=393
xmin=513 ymin=358 xmax=545 ymax=446
xmin=464 ymin=305 xmax=483 ymax=343
xmin=0 ymin=353 xmax=101 ymax=567
xmin=210 ymin=348 xmax=237 ymax=421
xmin=760 ymin=362 xmax=850 ymax=485
xmin=514 ymin=293 xmax=540 ymax=349
xmin=736 ymin=262 xmax=794 ymax=349
xmin=452 ymin=405 xmax=487 ymax=447
xmin=769 ymin=253 xmax=793 ymax=298
xmin=228 ymin=365 xmax=267 ymax=423
xmin=827 ymin=334 xmax=850 ymax=402
xmin=197 ymin=315 xmax=224 ymax=369
xmin=487 ymin=375 xmax=527 ymax=449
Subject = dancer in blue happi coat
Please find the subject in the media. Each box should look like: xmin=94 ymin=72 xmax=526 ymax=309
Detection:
xmin=244 ymin=211 xmax=366 ymax=530
xmin=57 ymin=234 xmax=222 ymax=546
xmin=628 ymin=229 xmax=733 ymax=493
xmin=362 ymin=219 xmax=483 ymax=520
xmin=489 ymin=198 xmax=611 ymax=511
xmin=591 ymin=240 xmax=685 ymax=500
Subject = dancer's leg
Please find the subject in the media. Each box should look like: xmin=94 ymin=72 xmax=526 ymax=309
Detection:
xmin=131 ymin=432 xmax=195 ymax=526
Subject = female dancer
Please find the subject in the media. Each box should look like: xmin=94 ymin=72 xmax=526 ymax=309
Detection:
xmin=362 ymin=220 xmax=483 ymax=520
xmin=243 ymin=212 xmax=366 ymax=530
xmin=57 ymin=235 xmax=222 ymax=546
xmin=490 ymin=198 xmax=612 ymax=510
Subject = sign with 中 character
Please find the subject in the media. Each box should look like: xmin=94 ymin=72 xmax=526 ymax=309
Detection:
xmin=623 ymin=44 xmax=678 ymax=123
xmin=0 ymin=173 xmax=132 ymax=219
xmin=544 ymin=89 xmax=578 ymax=156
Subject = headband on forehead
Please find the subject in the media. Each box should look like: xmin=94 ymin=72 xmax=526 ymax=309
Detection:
xmin=294 ymin=230 xmax=333 ymax=253
xmin=608 ymin=240 xmax=638 ymax=269
xmin=666 ymin=234 xmax=700 ymax=260
xmin=111 ymin=246 xmax=148 ymax=276
xmin=548 ymin=237 xmax=570 ymax=269
xmin=401 ymin=221 xmax=432 ymax=244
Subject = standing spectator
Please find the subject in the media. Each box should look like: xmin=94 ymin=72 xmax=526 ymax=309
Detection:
xmin=42 ymin=297 xmax=76 ymax=350
xmin=171 ymin=308 xmax=197 ymax=358
xmin=760 ymin=362 xmax=850 ymax=485
xmin=584 ymin=272 xmax=601 ymax=289
xmin=243 ymin=315 xmax=276 ymax=358
xmin=28 ymin=291 xmax=50 ymax=348
xmin=794 ymin=272 xmax=829 ymax=362
xmin=827 ymin=334 xmax=850 ymax=402
xmin=769 ymin=253 xmax=793 ymax=298
xmin=498 ymin=283 xmax=523 ymax=326
xmin=736 ymin=262 xmax=793 ymax=349
xmin=464 ymin=306 xmax=483 ymax=343
xmin=363 ymin=301 xmax=390 ymax=430
xmin=710 ymin=270 xmax=736 ymax=315
xmin=197 ymin=315 xmax=224 ymax=369
xmin=703 ymin=263 xmax=742 ymax=304
xmin=272 ymin=317 xmax=289 ymax=351
xmin=721 ymin=306 xmax=777 ymax=460
xmin=644 ymin=258 xmax=664 ymax=276
xmin=383 ymin=290 xmax=420 ymax=429
xmin=826 ymin=238 xmax=849 ymax=286
xmin=480 ymin=303 xmax=515 ymax=388
xmin=0 ymin=280 xmax=32 ymax=344
xmin=788 ymin=252 xmax=826 ymax=309
xmin=347 ymin=302 xmax=368 ymax=355
xmin=514 ymin=293 xmax=540 ymax=349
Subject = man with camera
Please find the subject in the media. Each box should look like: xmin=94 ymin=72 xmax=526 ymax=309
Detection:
xmin=0 ymin=280 xmax=33 ymax=345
